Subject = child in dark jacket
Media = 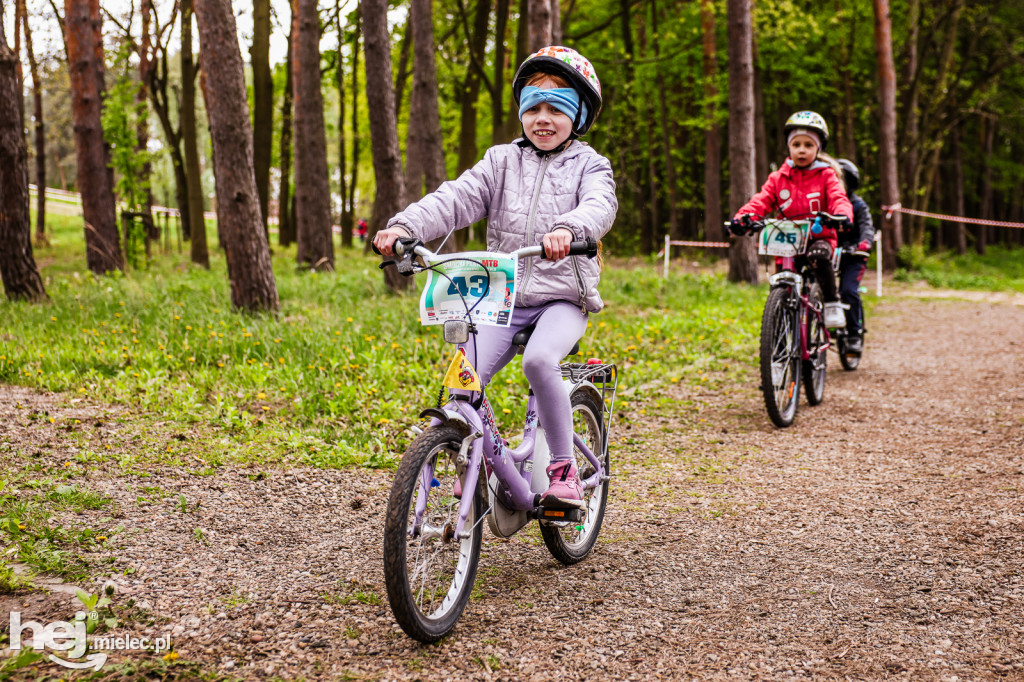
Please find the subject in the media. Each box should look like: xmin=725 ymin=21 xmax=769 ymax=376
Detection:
xmin=836 ymin=159 xmax=875 ymax=353
xmin=730 ymin=111 xmax=853 ymax=328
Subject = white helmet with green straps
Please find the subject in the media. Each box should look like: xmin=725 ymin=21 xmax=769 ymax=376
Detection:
xmin=784 ymin=111 xmax=830 ymax=150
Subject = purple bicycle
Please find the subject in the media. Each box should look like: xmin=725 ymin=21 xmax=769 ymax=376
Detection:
xmin=377 ymin=237 xmax=617 ymax=642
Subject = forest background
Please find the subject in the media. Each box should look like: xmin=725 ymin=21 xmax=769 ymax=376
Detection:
xmin=3 ymin=0 xmax=1023 ymax=288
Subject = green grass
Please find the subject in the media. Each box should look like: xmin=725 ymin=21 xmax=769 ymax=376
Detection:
xmin=3 ymin=212 xmax=768 ymax=471
xmin=894 ymin=244 xmax=1024 ymax=292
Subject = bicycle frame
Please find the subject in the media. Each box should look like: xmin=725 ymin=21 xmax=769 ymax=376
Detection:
xmin=416 ymin=389 xmax=607 ymax=538
xmin=770 ymin=256 xmax=831 ymax=361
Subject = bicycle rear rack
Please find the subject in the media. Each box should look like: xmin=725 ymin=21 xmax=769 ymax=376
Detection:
xmin=560 ymin=362 xmax=618 ymax=461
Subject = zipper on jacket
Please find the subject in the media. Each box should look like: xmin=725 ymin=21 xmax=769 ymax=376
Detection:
xmin=570 ymin=257 xmax=587 ymax=312
xmin=522 ymin=154 xmax=552 ymax=297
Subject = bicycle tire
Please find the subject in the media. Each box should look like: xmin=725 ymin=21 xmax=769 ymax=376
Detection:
xmin=760 ymin=286 xmax=801 ymax=427
xmin=802 ymin=282 xmax=827 ymax=405
xmin=383 ymin=426 xmax=483 ymax=643
xmin=838 ymin=337 xmax=861 ymax=371
xmin=540 ymin=390 xmax=608 ymax=564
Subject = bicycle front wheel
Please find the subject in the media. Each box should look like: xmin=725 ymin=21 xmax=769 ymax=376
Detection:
xmin=540 ymin=390 xmax=608 ymax=564
xmin=383 ymin=426 xmax=483 ymax=643
xmin=760 ymin=286 xmax=801 ymax=427
xmin=802 ymin=282 xmax=827 ymax=405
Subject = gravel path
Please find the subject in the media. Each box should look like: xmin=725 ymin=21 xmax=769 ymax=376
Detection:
xmin=2 ymin=291 xmax=1022 ymax=681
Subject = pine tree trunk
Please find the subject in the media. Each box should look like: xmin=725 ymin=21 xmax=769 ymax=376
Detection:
xmin=977 ymin=116 xmax=994 ymax=255
xmin=181 ymin=0 xmax=209 ymax=266
xmin=726 ymin=0 xmax=758 ymax=283
xmin=491 ymin=0 xmax=510 ymax=145
xmin=65 ymin=0 xmax=123 ymax=273
xmin=336 ymin=0 xmax=352 ymax=248
xmin=278 ymin=30 xmax=295 ymax=247
xmin=293 ymin=0 xmax=335 ymax=270
xmin=650 ymin=0 xmax=679 ymax=250
xmin=362 ymin=0 xmax=409 ymax=292
xmin=528 ymin=0 xmax=552 ymax=50
xmin=19 ymin=1 xmax=46 ymax=244
xmin=251 ymin=0 xmax=273 ymax=235
xmin=951 ymin=126 xmax=966 ymax=255
xmin=701 ymin=0 xmax=723 ymax=242
xmin=872 ymin=0 xmax=902 ymax=270
xmin=193 ymin=0 xmax=279 ymax=311
xmin=404 ymin=0 xmax=449 ymax=254
xmin=348 ymin=14 xmax=361 ymax=243
xmin=0 ymin=22 xmax=46 ymax=301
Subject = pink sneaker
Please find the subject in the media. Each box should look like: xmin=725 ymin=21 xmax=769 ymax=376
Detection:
xmin=541 ymin=461 xmax=585 ymax=509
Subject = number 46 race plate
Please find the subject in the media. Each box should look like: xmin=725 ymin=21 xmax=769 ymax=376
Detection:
xmin=419 ymin=252 xmax=518 ymax=327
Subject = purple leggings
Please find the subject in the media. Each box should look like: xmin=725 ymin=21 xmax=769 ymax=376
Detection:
xmin=456 ymin=301 xmax=588 ymax=463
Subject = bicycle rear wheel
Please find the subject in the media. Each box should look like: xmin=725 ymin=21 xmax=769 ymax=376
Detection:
xmin=540 ymin=390 xmax=608 ymax=564
xmin=838 ymin=336 xmax=861 ymax=371
xmin=802 ymin=282 xmax=827 ymax=405
xmin=383 ymin=426 xmax=483 ymax=643
xmin=760 ymin=286 xmax=801 ymax=427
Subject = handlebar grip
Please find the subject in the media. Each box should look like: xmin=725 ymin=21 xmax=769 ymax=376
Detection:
xmin=541 ymin=238 xmax=598 ymax=260
xmin=569 ymin=238 xmax=599 ymax=258
xmin=370 ymin=241 xmax=382 ymax=255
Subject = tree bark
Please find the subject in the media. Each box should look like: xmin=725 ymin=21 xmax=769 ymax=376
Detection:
xmin=292 ymin=0 xmax=335 ymax=270
xmin=0 ymin=20 xmax=46 ymax=301
xmin=404 ymin=0 xmax=448 ymax=216
xmin=193 ymin=0 xmax=279 ymax=311
xmin=650 ymin=0 xmax=678 ymax=251
xmin=528 ymin=0 xmax=552 ymax=50
xmin=18 ymin=0 xmax=46 ymax=244
xmin=700 ymin=0 xmax=723 ymax=243
xmin=726 ymin=0 xmax=757 ymax=283
xmin=491 ymin=0 xmax=510 ymax=144
xmin=278 ymin=29 xmax=295 ymax=247
xmin=336 ymin=0 xmax=352 ymax=247
xmin=872 ymin=0 xmax=902 ymax=270
xmin=347 ymin=12 xmax=360 ymax=240
xmin=951 ymin=125 xmax=966 ymax=255
xmin=456 ymin=0 xmax=491 ymax=187
xmin=181 ymin=0 xmax=209 ymax=266
xmin=977 ymin=115 xmax=994 ymax=255
xmin=65 ymin=0 xmax=123 ymax=273
xmin=362 ymin=0 xmax=409 ymax=292
xmin=751 ymin=3 xmax=768 ymax=186
xmin=251 ymin=0 xmax=273 ymax=234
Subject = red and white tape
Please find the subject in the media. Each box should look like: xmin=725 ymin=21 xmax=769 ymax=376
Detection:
xmin=882 ymin=203 xmax=1024 ymax=229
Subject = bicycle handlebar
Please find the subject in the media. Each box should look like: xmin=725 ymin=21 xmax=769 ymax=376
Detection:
xmin=374 ymin=236 xmax=598 ymax=273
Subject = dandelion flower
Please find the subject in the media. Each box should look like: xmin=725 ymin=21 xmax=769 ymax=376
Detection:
xmin=257 ymin=392 xmax=267 ymax=399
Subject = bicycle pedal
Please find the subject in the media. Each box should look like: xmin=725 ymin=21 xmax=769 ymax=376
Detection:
xmin=535 ymin=505 xmax=585 ymax=522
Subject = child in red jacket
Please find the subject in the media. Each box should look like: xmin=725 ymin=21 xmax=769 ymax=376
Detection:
xmin=730 ymin=111 xmax=853 ymax=326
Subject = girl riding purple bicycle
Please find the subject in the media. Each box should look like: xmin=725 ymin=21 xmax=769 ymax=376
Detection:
xmin=374 ymin=46 xmax=617 ymax=509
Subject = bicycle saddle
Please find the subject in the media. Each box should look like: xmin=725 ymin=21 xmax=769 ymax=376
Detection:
xmin=512 ymin=325 xmax=579 ymax=356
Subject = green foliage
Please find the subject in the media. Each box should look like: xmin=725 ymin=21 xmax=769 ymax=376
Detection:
xmin=5 ymin=213 xmax=767 ymax=470
xmin=893 ymin=246 xmax=1024 ymax=292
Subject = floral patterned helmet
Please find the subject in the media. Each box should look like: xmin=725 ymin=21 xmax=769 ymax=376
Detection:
xmin=784 ymin=111 xmax=830 ymax=150
xmin=512 ymin=46 xmax=603 ymax=136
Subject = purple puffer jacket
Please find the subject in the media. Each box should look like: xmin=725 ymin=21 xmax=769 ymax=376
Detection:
xmin=386 ymin=140 xmax=617 ymax=312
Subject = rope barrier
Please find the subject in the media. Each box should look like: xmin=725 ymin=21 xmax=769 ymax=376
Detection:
xmin=655 ymin=239 xmax=730 ymax=257
xmin=882 ymin=203 xmax=1024 ymax=229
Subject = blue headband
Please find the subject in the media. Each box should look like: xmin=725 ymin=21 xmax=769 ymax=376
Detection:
xmin=518 ymin=86 xmax=587 ymax=127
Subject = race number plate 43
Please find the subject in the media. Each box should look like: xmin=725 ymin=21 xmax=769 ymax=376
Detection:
xmin=419 ymin=252 xmax=518 ymax=327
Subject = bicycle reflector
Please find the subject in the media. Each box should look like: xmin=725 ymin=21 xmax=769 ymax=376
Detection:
xmin=587 ymin=358 xmax=603 ymax=364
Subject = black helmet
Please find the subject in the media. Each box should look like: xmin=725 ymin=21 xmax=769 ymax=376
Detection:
xmin=838 ymin=158 xmax=859 ymax=193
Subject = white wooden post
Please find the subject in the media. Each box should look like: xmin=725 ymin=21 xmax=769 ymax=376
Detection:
xmin=663 ymin=234 xmax=670 ymax=278
xmin=875 ymin=231 xmax=882 ymax=296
